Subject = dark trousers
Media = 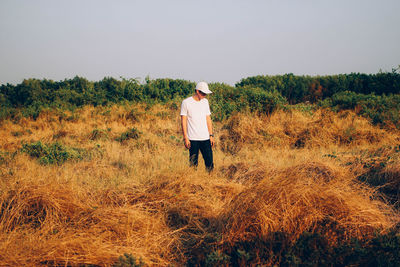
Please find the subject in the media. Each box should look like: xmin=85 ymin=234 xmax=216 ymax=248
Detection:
xmin=189 ymin=140 xmax=214 ymax=172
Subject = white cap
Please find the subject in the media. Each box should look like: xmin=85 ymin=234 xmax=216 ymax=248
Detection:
xmin=196 ymin=81 xmax=212 ymax=94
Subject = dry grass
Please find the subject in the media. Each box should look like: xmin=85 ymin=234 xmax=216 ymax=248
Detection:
xmin=0 ymin=103 xmax=399 ymax=266
xmin=222 ymin=161 xmax=396 ymax=245
xmin=218 ymin=109 xmax=398 ymax=153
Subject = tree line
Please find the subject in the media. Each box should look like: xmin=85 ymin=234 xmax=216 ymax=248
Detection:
xmin=236 ymin=69 xmax=400 ymax=104
xmin=1 ymin=70 xmax=399 ymax=127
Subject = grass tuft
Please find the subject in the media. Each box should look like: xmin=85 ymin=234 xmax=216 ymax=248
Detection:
xmin=21 ymin=141 xmax=84 ymax=165
xmin=115 ymin=128 xmax=141 ymax=143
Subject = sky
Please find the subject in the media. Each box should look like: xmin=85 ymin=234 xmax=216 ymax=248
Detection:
xmin=1 ymin=0 xmax=399 ymax=86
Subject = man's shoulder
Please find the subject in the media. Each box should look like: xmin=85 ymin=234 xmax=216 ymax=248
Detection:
xmin=200 ymin=98 xmax=210 ymax=106
xmin=182 ymin=96 xmax=193 ymax=104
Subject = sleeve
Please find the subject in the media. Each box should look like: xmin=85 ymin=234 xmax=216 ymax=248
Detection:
xmin=180 ymin=100 xmax=188 ymax=116
xmin=205 ymin=99 xmax=211 ymax=115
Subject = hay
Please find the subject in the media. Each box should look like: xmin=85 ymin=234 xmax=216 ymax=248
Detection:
xmin=222 ymin=162 xmax=397 ymax=244
xmin=0 ymin=104 xmax=399 ymax=265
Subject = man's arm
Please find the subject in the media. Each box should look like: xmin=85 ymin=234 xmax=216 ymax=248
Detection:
xmin=181 ymin=115 xmax=191 ymax=149
xmin=206 ymin=115 xmax=215 ymax=147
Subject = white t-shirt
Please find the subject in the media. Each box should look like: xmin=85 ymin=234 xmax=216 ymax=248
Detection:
xmin=180 ymin=96 xmax=211 ymax=141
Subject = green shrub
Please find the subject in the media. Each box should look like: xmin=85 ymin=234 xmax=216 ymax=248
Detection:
xmin=242 ymin=86 xmax=287 ymax=114
xmin=319 ymin=91 xmax=400 ymax=128
xmin=113 ymin=253 xmax=144 ymax=267
xmin=284 ymin=232 xmax=332 ymax=266
xmin=124 ymin=108 xmax=138 ymax=122
xmin=21 ymin=103 xmax=43 ymax=119
xmin=290 ymin=102 xmax=315 ymax=115
xmin=2 ymin=73 xmax=399 ymax=123
xmin=333 ymin=231 xmax=400 ymax=267
xmin=236 ymin=71 xmax=400 ymax=103
xmin=209 ymin=83 xmax=287 ymax=121
xmin=209 ymin=83 xmax=241 ymax=121
xmin=11 ymin=131 xmax=24 ymax=137
xmin=115 ymin=128 xmax=141 ymax=142
xmin=89 ymin=129 xmax=109 ymax=141
xmin=21 ymin=141 xmax=84 ymax=165
xmin=0 ymin=151 xmax=10 ymax=165
xmin=0 ymin=106 xmax=16 ymax=121
xmin=185 ymin=229 xmax=400 ymax=266
xmin=205 ymin=250 xmax=231 ymax=267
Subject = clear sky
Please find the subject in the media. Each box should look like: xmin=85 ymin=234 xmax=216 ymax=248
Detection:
xmin=1 ymin=0 xmax=399 ymax=85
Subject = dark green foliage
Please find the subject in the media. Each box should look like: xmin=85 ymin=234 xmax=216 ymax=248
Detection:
xmin=21 ymin=141 xmax=84 ymax=165
xmin=0 ymin=76 xmax=195 ymax=121
xmin=142 ymin=77 xmax=195 ymax=102
xmin=333 ymin=231 xmax=400 ymax=267
xmin=319 ymin=91 xmax=400 ymax=128
xmin=284 ymin=232 xmax=333 ymax=266
xmin=290 ymin=103 xmax=315 ymax=115
xmin=21 ymin=103 xmax=43 ymax=120
xmin=209 ymin=83 xmax=242 ymax=121
xmin=205 ymin=250 xmax=231 ymax=266
xmin=115 ymin=128 xmax=141 ymax=143
xmin=236 ymin=70 xmax=400 ymax=104
xmin=95 ymin=77 xmax=124 ymax=103
xmin=283 ymin=230 xmax=400 ymax=266
xmin=243 ymin=86 xmax=287 ymax=114
xmin=209 ymin=83 xmax=287 ymax=121
xmin=237 ymin=73 xmax=310 ymax=104
xmin=1 ymin=71 xmax=399 ymax=125
xmin=113 ymin=253 xmax=145 ymax=267
xmin=0 ymin=90 xmax=15 ymax=120
xmin=0 ymin=151 xmax=10 ymax=165
xmin=11 ymin=131 xmax=24 ymax=137
xmin=89 ymin=129 xmax=109 ymax=141
xmin=186 ymin=230 xmax=400 ymax=266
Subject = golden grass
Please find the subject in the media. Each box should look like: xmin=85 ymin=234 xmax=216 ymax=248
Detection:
xmin=218 ymin=109 xmax=398 ymax=152
xmin=0 ymin=103 xmax=399 ymax=265
xmin=222 ymin=161 xmax=396 ymax=244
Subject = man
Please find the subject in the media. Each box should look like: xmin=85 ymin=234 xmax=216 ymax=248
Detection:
xmin=180 ymin=81 xmax=214 ymax=172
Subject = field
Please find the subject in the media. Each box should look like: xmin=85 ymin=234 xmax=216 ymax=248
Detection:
xmin=1 ymin=102 xmax=399 ymax=266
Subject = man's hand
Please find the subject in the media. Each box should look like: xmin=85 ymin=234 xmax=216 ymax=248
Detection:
xmin=181 ymin=115 xmax=190 ymax=149
xmin=206 ymin=115 xmax=214 ymax=147
xmin=184 ymin=138 xmax=191 ymax=149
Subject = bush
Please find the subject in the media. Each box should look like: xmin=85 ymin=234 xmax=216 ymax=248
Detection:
xmin=21 ymin=141 xmax=84 ymax=165
xmin=236 ymin=71 xmax=400 ymax=104
xmin=142 ymin=78 xmax=195 ymax=102
xmin=209 ymin=83 xmax=242 ymax=121
xmin=89 ymin=129 xmax=109 ymax=141
xmin=242 ymin=86 xmax=287 ymax=114
xmin=0 ymin=77 xmax=196 ymax=121
xmin=1 ymin=73 xmax=399 ymax=123
xmin=334 ymin=230 xmax=400 ymax=266
xmin=209 ymin=83 xmax=287 ymax=121
xmin=0 ymin=151 xmax=11 ymax=165
xmin=186 ymin=230 xmax=400 ymax=266
xmin=113 ymin=253 xmax=144 ymax=267
xmin=115 ymin=128 xmax=141 ymax=143
xmin=205 ymin=250 xmax=231 ymax=266
xmin=319 ymin=91 xmax=400 ymax=128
